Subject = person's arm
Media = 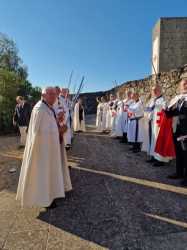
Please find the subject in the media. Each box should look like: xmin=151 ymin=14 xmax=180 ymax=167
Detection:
xmin=165 ymin=99 xmax=186 ymax=117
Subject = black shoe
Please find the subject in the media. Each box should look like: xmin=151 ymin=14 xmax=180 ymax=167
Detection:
xmin=180 ymin=179 xmax=187 ymax=187
xmin=167 ymin=174 xmax=183 ymax=179
xmin=146 ymin=158 xmax=156 ymax=163
xmin=153 ymin=161 xmax=165 ymax=167
xmin=133 ymin=149 xmax=141 ymax=153
xmin=120 ymin=139 xmax=127 ymax=144
xmin=65 ymin=144 xmax=71 ymax=151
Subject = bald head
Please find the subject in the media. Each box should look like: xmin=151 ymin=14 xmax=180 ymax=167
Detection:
xmin=179 ymin=78 xmax=187 ymax=94
xmin=42 ymin=87 xmax=57 ymax=106
xmin=151 ymin=84 xmax=162 ymax=98
xmin=126 ymin=91 xmax=132 ymax=99
xmin=132 ymin=92 xmax=139 ymax=101
xmin=61 ymin=88 xmax=69 ymax=97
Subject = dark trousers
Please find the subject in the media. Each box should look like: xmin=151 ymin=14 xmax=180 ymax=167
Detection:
xmin=174 ymin=135 xmax=187 ymax=178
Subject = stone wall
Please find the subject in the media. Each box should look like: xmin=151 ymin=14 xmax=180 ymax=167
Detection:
xmin=82 ymin=64 xmax=187 ymax=114
xmin=153 ymin=18 xmax=187 ymax=73
xmin=79 ymin=91 xmax=105 ymax=114
xmin=116 ymin=64 xmax=187 ymax=104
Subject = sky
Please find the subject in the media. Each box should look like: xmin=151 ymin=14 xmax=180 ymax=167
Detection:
xmin=0 ymin=0 xmax=187 ymax=93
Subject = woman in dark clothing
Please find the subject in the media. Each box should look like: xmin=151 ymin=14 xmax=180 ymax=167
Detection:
xmin=13 ymin=96 xmax=32 ymax=147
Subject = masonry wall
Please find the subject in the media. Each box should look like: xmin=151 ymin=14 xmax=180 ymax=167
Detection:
xmin=83 ymin=64 xmax=187 ymax=114
xmin=153 ymin=18 xmax=187 ymax=73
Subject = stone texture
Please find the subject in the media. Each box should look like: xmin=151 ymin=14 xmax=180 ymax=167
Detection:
xmin=153 ymin=18 xmax=187 ymax=73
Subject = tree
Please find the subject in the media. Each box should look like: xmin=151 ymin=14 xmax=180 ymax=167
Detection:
xmin=0 ymin=33 xmax=41 ymax=134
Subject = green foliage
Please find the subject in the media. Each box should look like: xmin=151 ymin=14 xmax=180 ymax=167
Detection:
xmin=0 ymin=33 xmax=41 ymax=134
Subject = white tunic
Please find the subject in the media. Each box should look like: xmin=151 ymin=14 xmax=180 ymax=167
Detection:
xmin=106 ymin=100 xmax=117 ymax=130
xmin=96 ymin=102 xmax=104 ymax=131
xmin=127 ymin=100 xmax=144 ymax=143
xmin=141 ymin=98 xmax=155 ymax=153
xmin=122 ymin=99 xmax=134 ymax=133
xmin=113 ymin=100 xmax=124 ymax=137
xmin=53 ymin=98 xmax=72 ymax=192
xmin=60 ymin=96 xmax=73 ymax=146
xmin=16 ymin=101 xmax=65 ymax=207
xmin=73 ymin=102 xmax=86 ymax=132
xmin=101 ymin=102 xmax=108 ymax=131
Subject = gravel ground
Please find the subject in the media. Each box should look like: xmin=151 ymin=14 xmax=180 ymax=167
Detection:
xmin=0 ymin=115 xmax=187 ymax=250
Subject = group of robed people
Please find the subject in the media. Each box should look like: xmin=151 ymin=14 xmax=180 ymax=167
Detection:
xmin=16 ymin=86 xmax=86 ymax=208
xmin=96 ymin=77 xmax=187 ymax=186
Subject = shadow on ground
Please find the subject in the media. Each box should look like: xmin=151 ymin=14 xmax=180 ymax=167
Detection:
xmin=1 ymin=115 xmax=187 ymax=250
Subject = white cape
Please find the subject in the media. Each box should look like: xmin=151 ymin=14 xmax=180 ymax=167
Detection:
xmin=127 ymin=101 xmax=144 ymax=142
xmin=96 ymin=103 xmax=103 ymax=131
xmin=73 ymin=102 xmax=86 ymax=132
xmin=16 ymin=101 xmax=65 ymax=207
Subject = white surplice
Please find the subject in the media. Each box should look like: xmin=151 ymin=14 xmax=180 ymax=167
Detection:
xmin=16 ymin=101 xmax=65 ymax=207
xmin=73 ymin=102 xmax=86 ymax=132
xmin=59 ymin=96 xmax=73 ymax=146
xmin=53 ymin=98 xmax=72 ymax=192
xmin=149 ymin=96 xmax=170 ymax=162
xmin=101 ymin=102 xmax=108 ymax=131
xmin=127 ymin=100 xmax=144 ymax=143
xmin=141 ymin=98 xmax=155 ymax=153
xmin=96 ymin=102 xmax=104 ymax=131
xmin=113 ymin=100 xmax=124 ymax=137
xmin=121 ymin=99 xmax=134 ymax=134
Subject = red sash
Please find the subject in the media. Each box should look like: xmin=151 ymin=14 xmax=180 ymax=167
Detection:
xmin=155 ymin=110 xmax=176 ymax=158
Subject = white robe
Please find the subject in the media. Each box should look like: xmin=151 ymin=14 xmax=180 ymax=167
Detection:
xmin=53 ymin=98 xmax=72 ymax=192
xmin=16 ymin=101 xmax=65 ymax=207
xmin=106 ymin=102 xmax=112 ymax=130
xmin=149 ymin=96 xmax=170 ymax=162
xmin=101 ymin=102 xmax=108 ymax=131
xmin=59 ymin=96 xmax=73 ymax=146
xmin=96 ymin=103 xmax=103 ymax=131
xmin=73 ymin=102 xmax=86 ymax=132
xmin=127 ymin=100 xmax=144 ymax=143
xmin=110 ymin=100 xmax=118 ymax=135
xmin=121 ymin=99 xmax=134 ymax=133
xmin=96 ymin=103 xmax=100 ymax=127
xmin=113 ymin=100 xmax=124 ymax=137
xmin=141 ymin=98 xmax=155 ymax=153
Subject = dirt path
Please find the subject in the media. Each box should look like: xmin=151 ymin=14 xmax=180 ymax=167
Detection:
xmin=0 ymin=115 xmax=187 ymax=250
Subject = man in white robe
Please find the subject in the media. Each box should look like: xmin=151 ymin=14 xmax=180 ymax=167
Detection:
xmin=96 ymin=97 xmax=102 ymax=131
xmin=53 ymin=87 xmax=72 ymax=192
xmin=59 ymin=88 xmax=73 ymax=150
xmin=120 ymin=91 xmax=133 ymax=143
xmin=73 ymin=98 xmax=86 ymax=132
xmin=100 ymin=96 xmax=108 ymax=132
xmin=148 ymin=85 xmax=170 ymax=166
xmin=96 ymin=97 xmax=101 ymax=128
xmin=16 ymin=87 xmax=65 ymax=208
xmin=106 ymin=94 xmax=117 ymax=131
xmin=127 ymin=93 xmax=144 ymax=153
xmin=113 ymin=93 xmax=124 ymax=138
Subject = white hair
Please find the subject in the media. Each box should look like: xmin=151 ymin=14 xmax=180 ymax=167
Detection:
xmin=41 ymin=87 xmax=55 ymax=94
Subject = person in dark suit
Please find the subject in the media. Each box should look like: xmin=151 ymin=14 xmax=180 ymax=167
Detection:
xmin=13 ymin=96 xmax=32 ymax=148
xmin=165 ymin=78 xmax=187 ymax=186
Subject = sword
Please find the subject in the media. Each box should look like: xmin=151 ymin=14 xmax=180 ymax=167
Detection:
xmin=67 ymin=70 xmax=74 ymax=90
xmin=151 ymin=59 xmax=157 ymax=76
xmin=72 ymin=76 xmax=85 ymax=106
